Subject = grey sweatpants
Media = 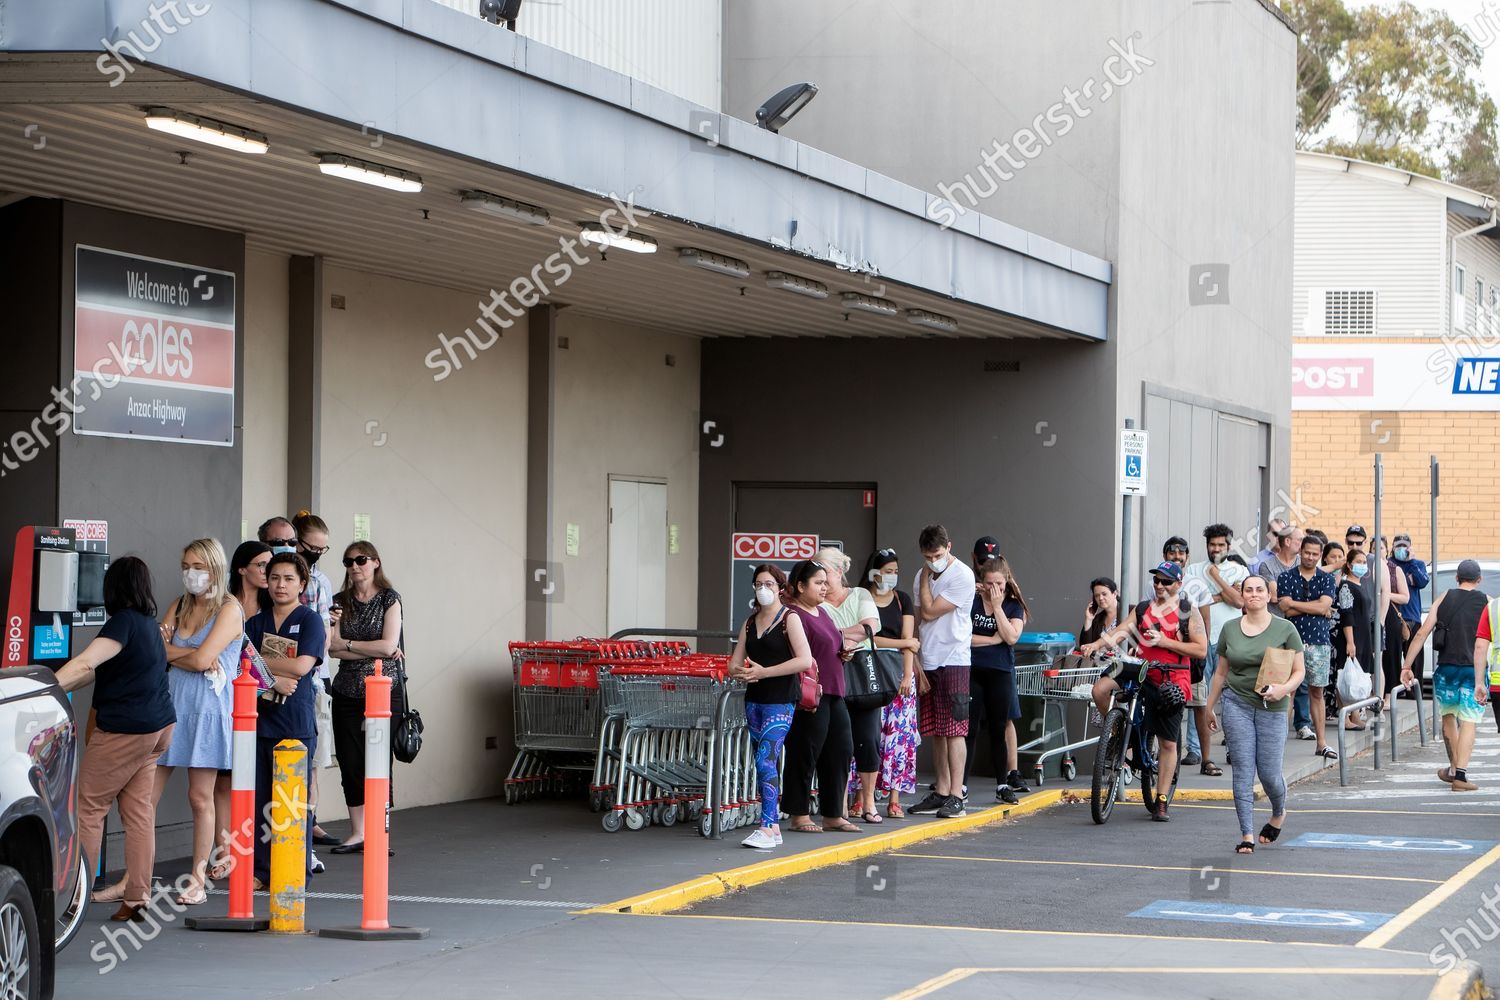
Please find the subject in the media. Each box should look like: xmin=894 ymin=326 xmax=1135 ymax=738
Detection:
xmin=1220 ymin=689 xmax=1288 ymax=837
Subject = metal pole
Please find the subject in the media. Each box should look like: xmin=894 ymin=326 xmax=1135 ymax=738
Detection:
xmin=1120 ymin=419 xmax=1135 ymax=612
xmin=1431 ymin=456 xmax=1441 ymax=743
xmin=1373 ymin=454 xmax=1384 ymax=771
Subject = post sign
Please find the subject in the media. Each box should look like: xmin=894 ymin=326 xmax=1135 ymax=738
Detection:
xmin=73 ymin=245 xmax=236 ymax=446
xmin=1120 ymin=430 xmax=1148 ymax=496
xmin=1292 ymin=343 xmax=1500 ymax=410
xmin=729 ymin=532 xmax=819 ymax=630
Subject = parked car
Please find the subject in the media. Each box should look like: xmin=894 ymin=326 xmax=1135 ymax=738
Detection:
xmin=0 ymin=666 xmax=87 ymax=999
xmin=1430 ymin=559 xmax=1500 ymax=603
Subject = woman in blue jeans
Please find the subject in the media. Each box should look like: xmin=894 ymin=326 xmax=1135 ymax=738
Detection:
xmin=1208 ymin=574 xmax=1305 ymax=854
xmin=728 ymin=565 xmax=814 ymax=850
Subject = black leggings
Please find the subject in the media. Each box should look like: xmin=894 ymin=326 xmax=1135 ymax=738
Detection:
xmin=964 ymin=669 xmax=1017 ymax=785
xmin=782 ymin=695 xmax=853 ymax=818
xmin=331 ymin=686 xmax=403 ymax=808
xmin=848 ymin=702 xmax=882 ymax=774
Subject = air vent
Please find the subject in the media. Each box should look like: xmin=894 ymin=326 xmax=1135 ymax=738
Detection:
xmin=983 ymin=360 xmax=1021 ymax=373
xmin=1323 ymin=289 xmax=1376 ymax=336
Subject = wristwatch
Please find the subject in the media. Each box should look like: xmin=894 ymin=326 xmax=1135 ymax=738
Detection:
xmin=346 ymin=639 xmax=354 ymax=652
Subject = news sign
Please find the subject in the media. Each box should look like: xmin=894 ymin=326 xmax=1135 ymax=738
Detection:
xmin=1292 ymin=343 xmax=1500 ymax=411
xmin=73 ymin=245 xmax=236 ymax=446
xmin=729 ymin=532 xmax=820 ymax=630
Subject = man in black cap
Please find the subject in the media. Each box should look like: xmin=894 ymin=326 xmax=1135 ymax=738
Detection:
xmin=1402 ymin=560 xmax=1489 ymax=791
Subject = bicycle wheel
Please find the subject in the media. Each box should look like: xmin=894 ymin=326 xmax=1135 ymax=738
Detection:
xmin=1141 ymin=734 xmax=1183 ymax=814
xmin=1091 ymin=708 xmax=1128 ymax=825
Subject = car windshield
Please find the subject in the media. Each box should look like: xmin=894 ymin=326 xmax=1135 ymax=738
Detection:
xmin=1433 ymin=570 xmax=1495 ymax=601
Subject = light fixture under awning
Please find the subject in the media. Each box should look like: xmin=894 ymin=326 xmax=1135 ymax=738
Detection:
xmin=316 ymin=153 xmax=423 ymax=193
xmin=144 ymin=107 xmax=268 ymax=154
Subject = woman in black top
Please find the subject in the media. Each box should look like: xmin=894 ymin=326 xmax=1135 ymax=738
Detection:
xmin=729 ymin=564 xmax=813 ymax=850
xmin=965 ymin=558 xmax=1029 ymax=804
xmin=855 ymin=549 xmax=921 ymax=819
xmin=1335 ymin=549 xmax=1374 ymax=730
xmin=55 ymin=557 xmax=177 ymax=922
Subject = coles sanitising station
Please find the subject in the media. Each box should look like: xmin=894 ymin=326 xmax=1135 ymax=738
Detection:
xmin=1 ymin=0 xmax=1293 ymax=890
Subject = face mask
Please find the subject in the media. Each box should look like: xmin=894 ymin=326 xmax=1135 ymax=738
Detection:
xmin=301 ymin=549 xmax=322 ymax=567
xmin=878 ymin=573 xmax=899 ymax=593
xmin=271 ymin=545 xmax=295 ymax=556
xmin=753 ymin=586 xmax=777 ymax=607
xmin=1351 ymin=563 xmax=1368 ymax=578
xmin=927 ymin=555 xmax=950 ymax=573
xmin=183 ymin=568 xmax=211 ymax=595
xmin=1394 ymin=547 xmax=1409 ymax=561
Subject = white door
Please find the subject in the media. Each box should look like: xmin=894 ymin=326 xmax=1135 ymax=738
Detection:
xmin=607 ymin=479 xmax=668 ymax=637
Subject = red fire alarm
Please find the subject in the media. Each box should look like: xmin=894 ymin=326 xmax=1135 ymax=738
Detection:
xmin=862 ymin=490 xmax=875 ymax=508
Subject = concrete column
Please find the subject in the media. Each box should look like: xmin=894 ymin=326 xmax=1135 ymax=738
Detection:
xmin=286 ymin=256 xmax=323 ymax=514
xmin=526 ymin=305 xmax=557 ymax=639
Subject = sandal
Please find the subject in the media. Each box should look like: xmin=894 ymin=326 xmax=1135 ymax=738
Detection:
xmin=208 ymin=862 xmax=231 ymax=881
xmin=1258 ymin=821 xmax=1283 ymax=845
xmin=1236 ymin=841 xmax=1255 ymax=855
xmin=823 ymin=820 xmax=862 ymax=833
xmin=790 ymin=822 xmax=823 ymax=833
xmin=175 ymin=886 xmax=207 ymax=906
xmin=887 ymin=802 xmax=905 ymax=819
xmin=858 ymin=810 xmax=884 ymax=824
xmin=91 ymin=880 xmax=127 ymax=904
xmin=1316 ymin=746 xmax=1338 ymax=760
xmin=1199 ymin=760 xmax=1223 ymax=777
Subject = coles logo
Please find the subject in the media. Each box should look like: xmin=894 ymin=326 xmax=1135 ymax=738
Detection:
xmin=732 ymin=533 xmax=819 ymax=560
xmin=5 ymin=616 xmax=23 ymax=668
xmin=1292 ymin=357 xmax=1372 ymax=396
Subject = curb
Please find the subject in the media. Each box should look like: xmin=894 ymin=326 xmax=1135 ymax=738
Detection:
xmin=581 ymin=790 xmax=1064 ymax=915
xmin=1429 ymin=961 xmax=1493 ymax=1000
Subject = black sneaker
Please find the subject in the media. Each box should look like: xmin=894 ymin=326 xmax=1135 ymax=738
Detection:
xmin=909 ymin=791 xmax=946 ymax=815
xmin=1181 ymin=751 xmax=1202 ymax=766
xmin=995 ymin=785 xmax=1019 ymax=805
xmin=936 ymin=795 xmax=967 ymax=818
xmin=1006 ymin=770 xmax=1031 ymax=794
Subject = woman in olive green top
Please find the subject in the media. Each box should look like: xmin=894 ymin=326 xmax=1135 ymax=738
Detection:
xmin=1207 ymin=574 xmax=1305 ymax=855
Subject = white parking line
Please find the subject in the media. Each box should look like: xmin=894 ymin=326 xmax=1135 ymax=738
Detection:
xmin=205 ymin=889 xmax=592 ymax=909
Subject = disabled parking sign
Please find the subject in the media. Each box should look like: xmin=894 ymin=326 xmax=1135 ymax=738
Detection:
xmin=1287 ymin=833 xmax=1494 ymax=853
xmin=1120 ymin=430 xmax=1147 ymax=496
xmin=1131 ymin=900 xmax=1392 ymax=931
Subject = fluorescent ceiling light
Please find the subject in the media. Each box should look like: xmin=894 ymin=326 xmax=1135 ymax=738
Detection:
xmin=144 ymin=108 xmax=267 ymax=154
xmin=679 ymin=248 xmax=751 ymax=278
xmin=765 ymin=270 xmax=828 ymax=299
xmin=905 ymin=308 xmax=959 ymax=333
xmin=840 ymin=292 xmax=899 ymax=316
xmin=578 ymin=223 xmax=658 ymax=254
xmin=317 ymin=154 xmax=422 ymax=193
xmin=461 ymin=189 xmax=550 ymax=225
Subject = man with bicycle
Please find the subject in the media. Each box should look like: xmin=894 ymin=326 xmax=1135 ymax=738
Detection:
xmin=1080 ymin=561 xmax=1207 ymax=821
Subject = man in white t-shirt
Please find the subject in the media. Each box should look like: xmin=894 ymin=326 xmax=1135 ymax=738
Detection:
xmin=1181 ymin=523 xmax=1246 ymax=775
xmin=908 ymin=524 xmax=977 ymax=819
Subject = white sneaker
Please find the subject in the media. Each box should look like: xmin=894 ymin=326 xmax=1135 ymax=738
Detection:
xmin=741 ymin=828 xmax=777 ymax=850
xmin=773 ymin=830 xmax=783 ymax=846
xmin=310 ymin=850 xmax=325 ymax=874
xmin=1296 ymin=725 xmax=1316 ymax=741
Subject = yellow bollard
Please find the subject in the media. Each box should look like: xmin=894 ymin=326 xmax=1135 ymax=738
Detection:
xmin=269 ymin=739 xmax=309 ymax=934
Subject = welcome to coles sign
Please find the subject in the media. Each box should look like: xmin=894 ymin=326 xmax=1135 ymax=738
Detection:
xmin=73 ymin=245 xmax=236 ymax=446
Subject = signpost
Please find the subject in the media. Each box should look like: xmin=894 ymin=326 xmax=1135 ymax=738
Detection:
xmin=1118 ymin=423 xmax=1146 ymax=609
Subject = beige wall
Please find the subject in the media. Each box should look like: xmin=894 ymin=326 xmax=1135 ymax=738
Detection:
xmin=240 ymin=250 xmax=290 ymax=540
xmin=549 ymin=313 xmax=700 ymax=639
xmin=317 ymin=265 xmax=528 ymax=810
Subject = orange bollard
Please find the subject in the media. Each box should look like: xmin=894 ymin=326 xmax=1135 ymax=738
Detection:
xmin=186 ymin=647 xmax=269 ymax=931
xmin=319 ymin=660 xmax=427 ymax=941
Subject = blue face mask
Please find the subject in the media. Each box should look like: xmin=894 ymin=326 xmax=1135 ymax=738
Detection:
xmin=1394 ymin=547 xmax=1410 ymax=561
xmin=271 ymin=545 xmax=295 ymax=556
xmin=1351 ymin=563 xmax=1368 ymax=578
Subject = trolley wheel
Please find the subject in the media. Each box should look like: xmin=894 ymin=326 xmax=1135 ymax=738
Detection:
xmin=1062 ymin=759 xmax=1077 ymax=782
xmin=602 ymin=811 xmax=624 ymax=833
xmin=588 ymin=790 xmax=603 ymax=813
xmin=699 ymin=813 xmax=714 ymax=838
xmin=504 ymin=785 xmax=516 ymax=805
xmin=1032 ymin=766 xmax=1045 ymax=787
xmin=661 ymin=804 xmax=679 ymax=827
xmin=624 ymin=808 xmax=646 ymax=831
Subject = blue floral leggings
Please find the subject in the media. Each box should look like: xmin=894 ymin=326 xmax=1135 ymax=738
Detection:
xmin=745 ymin=702 xmax=794 ymax=828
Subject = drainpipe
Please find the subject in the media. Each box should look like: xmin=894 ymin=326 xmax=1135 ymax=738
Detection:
xmin=1449 ymin=206 xmax=1498 ymax=332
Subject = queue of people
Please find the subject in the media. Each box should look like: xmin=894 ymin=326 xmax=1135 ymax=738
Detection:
xmin=53 ymin=512 xmax=406 ymax=920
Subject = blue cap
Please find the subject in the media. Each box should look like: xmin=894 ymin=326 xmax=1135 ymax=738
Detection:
xmin=1151 ymin=561 xmax=1183 ymax=583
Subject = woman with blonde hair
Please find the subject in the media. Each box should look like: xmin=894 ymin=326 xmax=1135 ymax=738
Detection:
xmin=817 ymin=547 xmax=881 ymax=823
xmin=95 ymin=537 xmax=243 ymax=905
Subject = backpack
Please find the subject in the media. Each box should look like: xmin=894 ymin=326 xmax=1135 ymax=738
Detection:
xmin=1134 ymin=595 xmax=1205 ymax=684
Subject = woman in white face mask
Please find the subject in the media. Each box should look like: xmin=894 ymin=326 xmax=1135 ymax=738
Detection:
xmin=104 ymin=537 xmax=242 ymax=906
xmin=851 ymin=548 xmax=921 ymax=819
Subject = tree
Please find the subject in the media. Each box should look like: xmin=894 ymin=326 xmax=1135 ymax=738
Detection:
xmin=1282 ymin=0 xmax=1499 ymax=190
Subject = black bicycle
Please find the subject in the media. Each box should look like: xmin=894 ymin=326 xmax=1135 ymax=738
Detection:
xmin=1090 ymin=653 xmax=1182 ymax=825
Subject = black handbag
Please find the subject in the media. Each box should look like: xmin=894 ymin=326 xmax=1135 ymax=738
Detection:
xmin=392 ymin=665 xmax=423 ymax=764
xmin=844 ymin=625 xmax=902 ymax=710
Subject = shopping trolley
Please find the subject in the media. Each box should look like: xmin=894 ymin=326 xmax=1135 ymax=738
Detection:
xmin=1014 ymin=649 xmax=1111 ymax=784
xmin=505 ymin=639 xmax=687 ymax=805
xmin=597 ymin=656 xmax=755 ymax=838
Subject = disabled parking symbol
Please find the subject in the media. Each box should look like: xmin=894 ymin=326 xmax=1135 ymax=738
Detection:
xmin=1131 ymin=900 xmax=1392 ymax=931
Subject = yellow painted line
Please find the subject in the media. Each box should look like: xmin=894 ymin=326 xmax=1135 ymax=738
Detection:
xmin=890 ymin=852 xmax=1444 ymax=884
xmin=1357 ymin=841 xmax=1500 ymax=950
xmin=576 ymin=790 xmax=1063 ymax=915
xmin=887 ymin=966 xmax=1435 ymax=1000
xmin=1120 ymin=787 xmax=1240 ymax=802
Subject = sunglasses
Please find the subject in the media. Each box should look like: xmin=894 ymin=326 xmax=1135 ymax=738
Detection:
xmin=342 ymin=555 xmax=374 ymax=567
xmin=876 ymin=548 xmax=897 ymax=558
xmin=300 ymin=543 xmax=330 ymax=556
xmin=266 ymin=537 xmax=297 ymax=547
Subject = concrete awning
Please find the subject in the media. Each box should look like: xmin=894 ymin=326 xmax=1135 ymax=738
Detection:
xmin=0 ymin=0 xmax=1111 ymax=341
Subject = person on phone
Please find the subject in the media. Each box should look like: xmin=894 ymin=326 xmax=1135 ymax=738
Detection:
xmin=1402 ymin=560 xmax=1489 ymax=791
xmin=1208 ymin=574 xmax=1304 ymax=854
xmin=963 ymin=558 xmax=1028 ymax=804
xmin=728 ymin=565 xmax=811 ymax=849
xmin=853 ymin=548 xmax=921 ymax=819
xmin=327 ymin=541 xmax=404 ymax=854
xmin=816 ymin=548 xmax=882 ymax=824
xmin=246 ymin=552 xmax=326 ymax=881
xmin=1080 ymin=577 xmax=1119 ymax=649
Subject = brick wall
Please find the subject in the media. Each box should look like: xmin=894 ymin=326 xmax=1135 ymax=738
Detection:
xmin=1291 ymin=409 xmax=1500 ymax=560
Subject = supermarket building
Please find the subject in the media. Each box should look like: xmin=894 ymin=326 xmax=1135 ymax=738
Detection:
xmin=1292 ymin=151 xmax=1500 ymax=560
xmin=0 ymin=0 xmax=1295 ymax=836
